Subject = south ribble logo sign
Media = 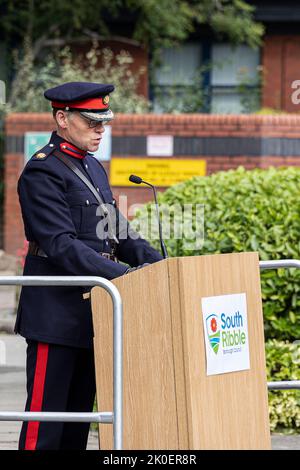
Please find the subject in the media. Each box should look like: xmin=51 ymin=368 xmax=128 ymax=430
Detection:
xmin=206 ymin=311 xmax=246 ymax=355
xmin=202 ymin=293 xmax=250 ymax=376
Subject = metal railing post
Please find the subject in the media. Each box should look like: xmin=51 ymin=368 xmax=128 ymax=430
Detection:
xmin=0 ymin=276 xmax=122 ymax=450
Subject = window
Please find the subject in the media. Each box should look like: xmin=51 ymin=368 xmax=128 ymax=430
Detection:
xmin=152 ymin=43 xmax=202 ymax=113
xmin=210 ymin=44 xmax=260 ymax=113
xmin=151 ymin=43 xmax=260 ymax=113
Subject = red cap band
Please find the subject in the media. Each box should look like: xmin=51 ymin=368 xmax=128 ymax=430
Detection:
xmin=51 ymin=96 xmax=109 ymax=110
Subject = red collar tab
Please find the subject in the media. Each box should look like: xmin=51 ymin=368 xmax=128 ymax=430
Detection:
xmin=60 ymin=142 xmax=87 ymax=159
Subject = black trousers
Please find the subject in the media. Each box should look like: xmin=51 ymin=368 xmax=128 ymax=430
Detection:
xmin=19 ymin=340 xmax=96 ymax=450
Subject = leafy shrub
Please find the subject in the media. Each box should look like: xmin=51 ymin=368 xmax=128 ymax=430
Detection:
xmin=4 ymin=39 xmax=149 ymax=113
xmin=134 ymin=166 xmax=300 ymax=431
xmin=134 ymin=166 xmax=300 ymax=342
xmin=266 ymin=340 xmax=300 ymax=432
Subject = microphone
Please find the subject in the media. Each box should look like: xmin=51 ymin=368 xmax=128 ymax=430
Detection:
xmin=129 ymin=174 xmax=142 ymax=185
xmin=129 ymin=174 xmax=168 ymax=259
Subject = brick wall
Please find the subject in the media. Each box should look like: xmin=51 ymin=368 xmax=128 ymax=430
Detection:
xmin=5 ymin=113 xmax=300 ymax=254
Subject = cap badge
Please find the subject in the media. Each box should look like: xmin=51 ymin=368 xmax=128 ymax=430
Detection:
xmin=36 ymin=152 xmax=46 ymax=159
xmin=102 ymin=95 xmax=109 ymax=105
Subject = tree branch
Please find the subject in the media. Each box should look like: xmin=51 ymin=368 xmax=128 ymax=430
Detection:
xmin=32 ymin=24 xmax=62 ymax=58
xmin=83 ymin=29 xmax=143 ymax=48
xmin=33 ymin=29 xmax=143 ymax=56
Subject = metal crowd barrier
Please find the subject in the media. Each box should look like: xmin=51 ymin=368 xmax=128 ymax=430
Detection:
xmin=0 ymin=260 xmax=300 ymax=450
xmin=0 ymin=276 xmax=123 ymax=450
xmin=260 ymin=260 xmax=300 ymax=391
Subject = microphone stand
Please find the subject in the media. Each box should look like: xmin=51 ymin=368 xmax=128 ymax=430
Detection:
xmin=129 ymin=175 xmax=168 ymax=259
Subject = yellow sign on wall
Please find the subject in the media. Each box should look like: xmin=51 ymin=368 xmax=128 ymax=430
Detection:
xmin=110 ymin=158 xmax=206 ymax=187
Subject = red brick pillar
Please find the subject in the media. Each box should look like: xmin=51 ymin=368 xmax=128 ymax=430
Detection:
xmin=262 ymin=35 xmax=300 ymax=112
xmin=4 ymin=152 xmax=24 ymax=256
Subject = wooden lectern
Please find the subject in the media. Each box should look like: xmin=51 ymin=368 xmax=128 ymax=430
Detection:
xmin=91 ymin=252 xmax=271 ymax=449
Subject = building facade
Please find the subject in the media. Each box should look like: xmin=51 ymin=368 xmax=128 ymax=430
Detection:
xmin=3 ymin=2 xmax=300 ymax=254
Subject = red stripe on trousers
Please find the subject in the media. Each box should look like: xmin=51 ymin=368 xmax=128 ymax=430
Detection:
xmin=25 ymin=343 xmax=49 ymax=450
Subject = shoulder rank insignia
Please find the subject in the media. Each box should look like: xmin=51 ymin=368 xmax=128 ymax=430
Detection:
xmin=32 ymin=143 xmax=55 ymax=161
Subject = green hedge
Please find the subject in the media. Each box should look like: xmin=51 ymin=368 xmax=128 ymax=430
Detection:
xmin=133 ymin=166 xmax=300 ymax=432
xmin=135 ymin=166 xmax=300 ymax=342
xmin=266 ymin=340 xmax=300 ymax=432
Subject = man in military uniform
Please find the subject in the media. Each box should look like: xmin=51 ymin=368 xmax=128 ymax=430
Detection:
xmin=16 ymin=82 xmax=163 ymax=450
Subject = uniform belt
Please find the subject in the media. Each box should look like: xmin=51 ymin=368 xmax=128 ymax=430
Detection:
xmin=28 ymin=241 xmax=48 ymax=257
xmin=99 ymin=252 xmax=119 ymax=262
xmin=28 ymin=241 xmax=118 ymax=262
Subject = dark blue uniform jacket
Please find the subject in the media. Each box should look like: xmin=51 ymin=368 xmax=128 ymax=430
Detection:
xmin=15 ymin=131 xmax=163 ymax=348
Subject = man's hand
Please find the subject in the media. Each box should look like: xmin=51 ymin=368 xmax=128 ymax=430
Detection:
xmin=125 ymin=263 xmax=150 ymax=274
